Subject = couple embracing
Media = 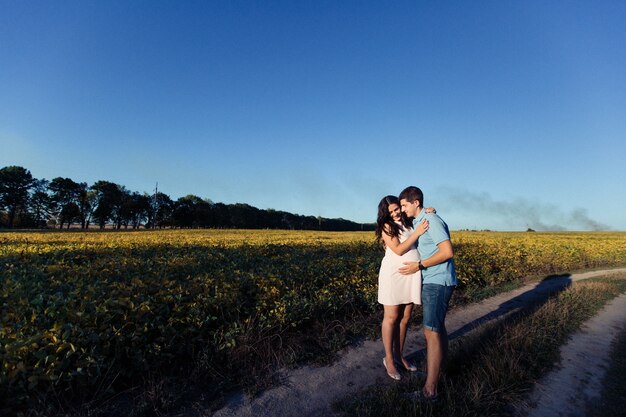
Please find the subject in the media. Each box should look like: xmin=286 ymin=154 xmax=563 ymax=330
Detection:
xmin=375 ymin=186 xmax=457 ymax=401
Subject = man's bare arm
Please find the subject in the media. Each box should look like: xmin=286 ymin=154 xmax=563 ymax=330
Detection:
xmin=398 ymin=240 xmax=454 ymax=275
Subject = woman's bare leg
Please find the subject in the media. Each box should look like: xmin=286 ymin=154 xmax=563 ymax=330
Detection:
xmin=396 ymin=303 xmax=414 ymax=368
xmin=382 ymin=305 xmax=400 ymax=374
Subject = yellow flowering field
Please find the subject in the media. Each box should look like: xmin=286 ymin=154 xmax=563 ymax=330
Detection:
xmin=1 ymin=229 xmax=625 ymax=413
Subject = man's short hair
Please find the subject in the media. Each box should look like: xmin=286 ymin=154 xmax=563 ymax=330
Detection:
xmin=399 ymin=186 xmax=423 ymax=208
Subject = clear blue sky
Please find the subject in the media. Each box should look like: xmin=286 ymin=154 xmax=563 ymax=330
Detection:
xmin=2 ymin=1 xmax=625 ymax=230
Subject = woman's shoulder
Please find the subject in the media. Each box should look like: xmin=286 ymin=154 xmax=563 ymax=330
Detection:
xmin=379 ymin=223 xmax=394 ymax=240
xmin=400 ymin=221 xmax=413 ymax=232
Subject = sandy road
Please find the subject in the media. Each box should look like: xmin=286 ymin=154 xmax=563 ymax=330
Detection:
xmin=205 ymin=268 xmax=626 ymax=417
xmin=515 ymin=290 xmax=626 ymax=417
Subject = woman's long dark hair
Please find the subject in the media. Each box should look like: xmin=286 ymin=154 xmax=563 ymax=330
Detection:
xmin=375 ymin=195 xmax=412 ymax=247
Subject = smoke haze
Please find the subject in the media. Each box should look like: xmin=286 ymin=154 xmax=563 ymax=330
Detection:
xmin=435 ymin=187 xmax=611 ymax=231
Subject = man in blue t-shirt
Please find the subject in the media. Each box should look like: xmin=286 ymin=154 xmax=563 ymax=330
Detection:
xmin=399 ymin=186 xmax=456 ymax=402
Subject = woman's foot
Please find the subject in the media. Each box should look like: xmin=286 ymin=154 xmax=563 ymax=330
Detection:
xmin=395 ymin=357 xmax=418 ymax=372
xmin=382 ymin=358 xmax=401 ymax=381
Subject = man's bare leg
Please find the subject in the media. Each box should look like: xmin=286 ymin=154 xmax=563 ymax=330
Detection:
xmin=423 ymin=328 xmax=444 ymax=396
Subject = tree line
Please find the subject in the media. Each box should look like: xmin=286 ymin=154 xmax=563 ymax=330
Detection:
xmin=0 ymin=166 xmax=374 ymax=231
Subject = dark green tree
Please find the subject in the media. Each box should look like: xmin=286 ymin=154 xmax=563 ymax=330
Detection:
xmin=29 ymin=178 xmax=53 ymax=228
xmin=172 ymin=195 xmax=203 ymax=228
xmin=230 ymin=203 xmax=259 ymax=228
xmin=49 ymin=177 xmax=83 ymax=228
xmin=154 ymin=192 xmax=174 ymax=228
xmin=91 ymin=181 xmax=124 ymax=229
xmin=120 ymin=192 xmax=152 ymax=229
xmin=112 ymin=187 xmax=130 ymax=229
xmin=211 ymin=202 xmax=230 ymax=228
xmin=0 ymin=166 xmax=34 ymax=227
xmin=59 ymin=202 xmax=81 ymax=229
xmin=76 ymin=182 xmax=95 ymax=229
xmin=194 ymin=198 xmax=214 ymax=228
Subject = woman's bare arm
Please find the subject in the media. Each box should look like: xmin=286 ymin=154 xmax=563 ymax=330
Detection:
xmin=382 ymin=219 xmax=429 ymax=255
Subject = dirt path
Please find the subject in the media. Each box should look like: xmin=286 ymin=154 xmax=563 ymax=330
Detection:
xmin=515 ymin=291 xmax=626 ymax=417
xmin=209 ymin=268 xmax=626 ymax=417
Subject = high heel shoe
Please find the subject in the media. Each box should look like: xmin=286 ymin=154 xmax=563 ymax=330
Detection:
xmin=382 ymin=358 xmax=401 ymax=381
xmin=395 ymin=359 xmax=418 ymax=372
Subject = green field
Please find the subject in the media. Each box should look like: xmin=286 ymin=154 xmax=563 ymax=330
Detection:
xmin=1 ymin=230 xmax=625 ymax=415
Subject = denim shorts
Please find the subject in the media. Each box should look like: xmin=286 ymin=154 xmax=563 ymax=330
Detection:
xmin=422 ymin=283 xmax=455 ymax=333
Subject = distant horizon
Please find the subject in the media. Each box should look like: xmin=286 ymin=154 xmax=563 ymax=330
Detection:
xmin=2 ymin=163 xmax=624 ymax=232
xmin=2 ymin=1 xmax=625 ymax=231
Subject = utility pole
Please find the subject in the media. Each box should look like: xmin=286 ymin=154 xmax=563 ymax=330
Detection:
xmin=153 ymin=182 xmax=158 ymax=229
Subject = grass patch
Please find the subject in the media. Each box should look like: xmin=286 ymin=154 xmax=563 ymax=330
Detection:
xmin=336 ymin=275 xmax=626 ymax=417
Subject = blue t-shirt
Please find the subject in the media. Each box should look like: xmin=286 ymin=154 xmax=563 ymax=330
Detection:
xmin=414 ymin=210 xmax=457 ymax=286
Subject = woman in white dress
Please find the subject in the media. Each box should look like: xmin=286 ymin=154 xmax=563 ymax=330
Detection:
xmin=375 ymin=195 xmax=430 ymax=380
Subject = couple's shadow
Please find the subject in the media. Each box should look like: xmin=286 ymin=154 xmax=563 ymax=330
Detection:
xmin=406 ymin=273 xmax=573 ymax=362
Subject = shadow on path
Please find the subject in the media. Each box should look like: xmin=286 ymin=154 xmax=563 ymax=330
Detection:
xmin=407 ymin=273 xmax=573 ymax=362
xmin=449 ymin=273 xmax=573 ymax=339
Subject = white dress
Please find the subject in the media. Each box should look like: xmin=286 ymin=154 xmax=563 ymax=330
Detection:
xmin=377 ymin=224 xmax=422 ymax=305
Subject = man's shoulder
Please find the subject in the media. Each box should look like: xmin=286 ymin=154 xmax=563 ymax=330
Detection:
xmin=424 ymin=212 xmax=446 ymax=226
xmin=424 ymin=213 xmax=451 ymax=240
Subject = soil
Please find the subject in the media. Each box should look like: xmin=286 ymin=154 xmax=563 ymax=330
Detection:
xmin=178 ymin=267 xmax=626 ymax=417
